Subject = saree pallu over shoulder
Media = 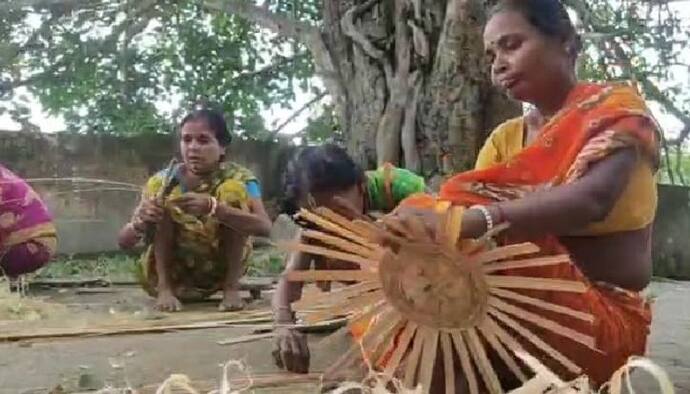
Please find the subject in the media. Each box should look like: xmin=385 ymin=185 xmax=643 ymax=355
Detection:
xmin=440 ymin=83 xmax=659 ymax=206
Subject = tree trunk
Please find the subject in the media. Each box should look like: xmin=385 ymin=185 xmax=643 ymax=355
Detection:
xmin=321 ymin=0 xmax=521 ymax=175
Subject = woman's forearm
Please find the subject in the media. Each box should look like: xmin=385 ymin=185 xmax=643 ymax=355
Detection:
xmin=215 ymin=204 xmax=272 ymax=237
xmin=272 ymin=251 xmax=312 ymax=323
xmin=462 ymin=149 xmax=637 ymax=239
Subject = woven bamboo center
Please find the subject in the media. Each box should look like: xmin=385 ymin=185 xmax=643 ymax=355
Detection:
xmin=379 ymin=245 xmax=489 ymax=330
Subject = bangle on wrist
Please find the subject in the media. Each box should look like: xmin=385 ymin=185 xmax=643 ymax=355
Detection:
xmin=208 ymin=196 xmax=218 ymax=217
xmin=471 ymin=204 xmax=494 ymax=232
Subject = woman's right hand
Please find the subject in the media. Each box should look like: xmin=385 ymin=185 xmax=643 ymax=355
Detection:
xmin=136 ymin=198 xmax=165 ymax=225
xmin=272 ymin=327 xmax=310 ymax=373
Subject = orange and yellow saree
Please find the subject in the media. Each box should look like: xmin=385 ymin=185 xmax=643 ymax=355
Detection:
xmin=379 ymin=83 xmax=658 ymax=385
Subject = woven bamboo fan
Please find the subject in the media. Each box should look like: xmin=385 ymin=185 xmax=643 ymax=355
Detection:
xmin=280 ymin=207 xmax=597 ymax=394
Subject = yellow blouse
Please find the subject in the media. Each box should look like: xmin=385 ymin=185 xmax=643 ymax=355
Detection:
xmin=475 ymin=117 xmax=657 ymax=235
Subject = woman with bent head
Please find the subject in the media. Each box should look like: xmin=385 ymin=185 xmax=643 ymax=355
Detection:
xmin=377 ymin=0 xmax=659 ymax=390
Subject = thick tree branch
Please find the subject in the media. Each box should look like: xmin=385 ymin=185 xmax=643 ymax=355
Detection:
xmin=204 ymin=0 xmax=346 ymax=126
xmin=204 ymin=0 xmax=317 ymax=45
xmin=0 ymin=0 xmax=103 ymax=12
xmin=341 ymin=0 xmax=384 ymax=60
xmin=269 ymin=92 xmax=326 ymax=137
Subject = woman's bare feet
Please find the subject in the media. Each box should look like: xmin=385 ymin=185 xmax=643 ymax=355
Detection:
xmin=155 ymin=289 xmax=183 ymax=312
xmin=218 ymin=288 xmax=246 ymax=311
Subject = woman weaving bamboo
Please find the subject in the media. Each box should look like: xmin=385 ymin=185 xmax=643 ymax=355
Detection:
xmin=375 ymin=0 xmax=659 ymax=388
xmin=118 ymin=108 xmax=272 ymax=312
xmin=272 ymin=144 xmax=426 ymax=373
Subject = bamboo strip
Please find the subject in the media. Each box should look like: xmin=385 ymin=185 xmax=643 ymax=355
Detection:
xmin=279 ymin=242 xmax=378 ymax=269
xmin=349 ymin=301 xmax=387 ymax=334
xmin=488 ymin=309 xmax=582 ymax=374
xmin=403 ymin=327 xmax=426 ymax=389
xmin=352 ymin=219 xmax=385 ymax=240
xmin=465 ymin=328 xmax=503 ymax=394
xmin=0 ymin=315 xmax=273 ymax=343
xmin=216 ymin=332 xmax=274 ymax=345
xmin=486 ymin=275 xmax=587 ymax=293
xmin=478 ymin=323 xmax=527 ymax=382
xmin=383 ymin=322 xmax=417 ymax=376
xmin=367 ymin=314 xmax=405 ymax=367
xmin=483 ymin=316 xmax=529 ymax=358
xmin=313 ymin=207 xmax=376 ymax=239
xmin=418 ymin=329 xmax=440 ymax=392
xmin=297 ymin=209 xmax=374 ymax=248
xmin=286 ymin=269 xmax=377 ymax=283
xmin=451 ymin=331 xmax=479 ymax=394
xmin=301 ymin=229 xmax=377 ymax=259
xmin=361 ymin=309 xmax=400 ymax=352
xmin=440 ymin=333 xmax=456 ymax=394
xmin=304 ymin=290 xmax=384 ymax=323
xmin=488 ymin=297 xmax=596 ymax=349
xmin=490 ymin=288 xmax=594 ymax=323
xmin=483 ymin=255 xmax=571 ymax=273
xmin=294 ymin=281 xmax=380 ymax=308
xmin=470 ymin=243 xmax=540 ymax=264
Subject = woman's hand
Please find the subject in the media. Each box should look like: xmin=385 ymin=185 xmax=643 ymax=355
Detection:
xmin=272 ymin=327 xmax=310 ymax=373
xmin=171 ymin=193 xmax=212 ymax=216
xmin=136 ymin=198 xmax=165 ymax=225
xmin=382 ymin=205 xmax=441 ymax=243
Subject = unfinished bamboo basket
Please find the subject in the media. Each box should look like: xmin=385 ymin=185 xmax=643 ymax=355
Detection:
xmin=280 ymin=207 xmax=597 ymax=394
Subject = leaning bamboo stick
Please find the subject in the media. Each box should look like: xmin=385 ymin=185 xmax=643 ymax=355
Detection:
xmin=301 ymin=229 xmax=377 ymax=260
xmin=470 ymin=243 xmax=540 ymax=264
xmin=490 ymin=288 xmax=594 ymax=322
xmin=478 ymin=323 xmax=527 ymax=382
xmin=488 ymin=297 xmax=596 ymax=349
xmin=304 ymin=290 xmax=385 ymax=323
xmin=286 ymin=269 xmax=378 ymax=283
xmin=440 ymin=333 xmax=456 ymax=394
xmin=486 ymin=275 xmax=587 ymax=293
xmin=465 ymin=328 xmax=503 ymax=394
xmin=418 ymin=329 xmax=440 ymax=392
xmin=297 ymin=209 xmax=374 ymax=248
xmin=403 ymin=327 xmax=426 ymax=389
xmin=483 ymin=255 xmax=571 ymax=273
xmin=451 ymin=331 xmax=479 ymax=394
xmin=313 ymin=207 xmax=376 ymax=239
xmin=488 ymin=309 xmax=582 ymax=374
xmin=294 ymin=281 xmax=380 ymax=308
xmin=279 ymin=241 xmax=378 ymax=269
xmin=382 ymin=322 xmax=417 ymax=377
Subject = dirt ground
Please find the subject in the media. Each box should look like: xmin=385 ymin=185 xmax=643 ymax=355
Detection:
xmin=0 ymin=280 xmax=688 ymax=393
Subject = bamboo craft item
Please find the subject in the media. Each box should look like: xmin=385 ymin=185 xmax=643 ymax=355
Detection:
xmin=280 ymin=207 xmax=597 ymax=394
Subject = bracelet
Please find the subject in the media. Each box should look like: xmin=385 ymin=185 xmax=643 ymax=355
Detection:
xmin=471 ymin=204 xmax=494 ymax=232
xmin=208 ymin=196 xmax=218 ymax=217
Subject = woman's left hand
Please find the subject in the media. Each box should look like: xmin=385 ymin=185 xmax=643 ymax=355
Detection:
xmin=171 ymin=193 xmax=213 ymax=216
xmin=381 ymin=205 xmax=441 ymax=243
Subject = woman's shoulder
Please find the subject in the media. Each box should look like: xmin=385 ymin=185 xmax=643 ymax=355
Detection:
xmin=488 ymin=116 xmax=524 ymax=142
xmin=219 ymin=162 xmax=257 ymax=183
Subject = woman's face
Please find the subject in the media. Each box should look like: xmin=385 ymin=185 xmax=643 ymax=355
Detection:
xmin=179 ymin=119 xmax=224 ymax=174
xmin=483 ymin=10 xmax=574 ymax=106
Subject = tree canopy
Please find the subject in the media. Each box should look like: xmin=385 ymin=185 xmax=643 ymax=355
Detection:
xmin=0 ymin=0 xmax=688 ymax=178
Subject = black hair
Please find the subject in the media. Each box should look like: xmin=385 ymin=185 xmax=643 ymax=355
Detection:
xmin=180 ymin=108 xmax=232 ymax=147
xmin=282 ymin=144 xmax=365 ymax=215
xmin=490 ymin=0 xmax=582 ymax=59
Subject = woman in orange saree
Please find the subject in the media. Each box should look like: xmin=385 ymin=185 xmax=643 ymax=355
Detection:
xmin=375 ymin=0 xmax=660 ymax=388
